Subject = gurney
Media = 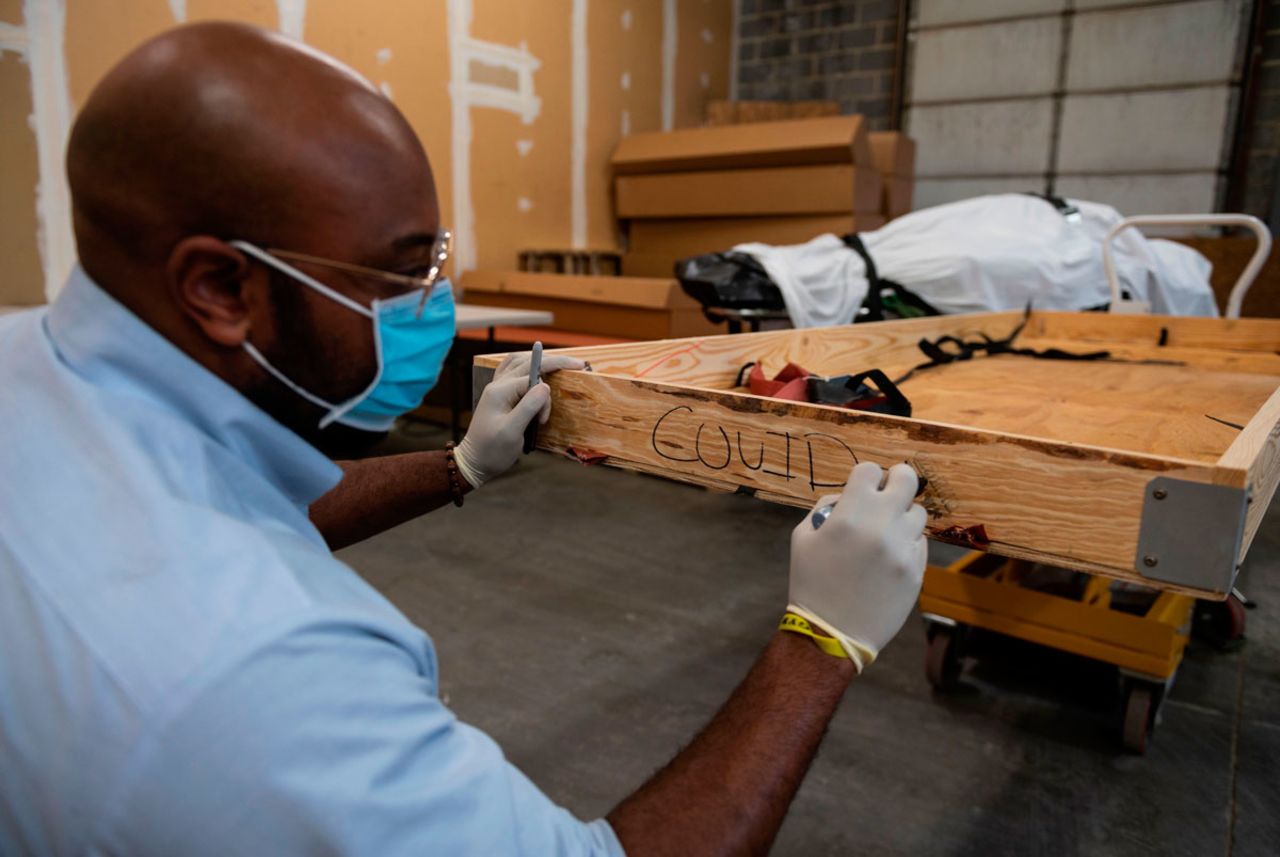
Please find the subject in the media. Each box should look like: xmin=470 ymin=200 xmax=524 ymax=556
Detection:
xmin=677 ymin=194 xmax=1230 ymax=331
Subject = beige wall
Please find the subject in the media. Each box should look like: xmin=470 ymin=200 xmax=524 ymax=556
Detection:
xmin=0 ymin=0 xmax=731 ymax=305
xmin=0 ymin=49 xmax=43 ymax=306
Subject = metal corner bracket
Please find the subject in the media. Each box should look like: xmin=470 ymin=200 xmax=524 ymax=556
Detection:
xmin=1134 ymin=476 xmax=1249 ymax=594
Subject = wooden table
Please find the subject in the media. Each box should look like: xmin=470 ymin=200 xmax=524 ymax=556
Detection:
xmin=455 ymin=304 xmax=553 ymax=338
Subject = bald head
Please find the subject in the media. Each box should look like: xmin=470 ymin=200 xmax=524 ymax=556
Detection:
xmin=64 ymin=22 xmax=442 ymax=450
xmin=68 ymin=21 xmax=434 ymax=269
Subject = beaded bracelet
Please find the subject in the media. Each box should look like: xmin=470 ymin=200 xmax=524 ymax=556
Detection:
xmin=444 ymin=441 xmax=466 ymax=508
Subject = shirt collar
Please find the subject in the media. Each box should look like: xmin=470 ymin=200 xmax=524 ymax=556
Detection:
xmin=45 ymin=266 xmax=343 ymax=507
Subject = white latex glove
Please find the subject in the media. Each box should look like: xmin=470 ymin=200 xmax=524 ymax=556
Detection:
xmin=787 ymin=461 xmax=928 ymax=672
xmin=454 ymin=351 xmax=585 ymax=488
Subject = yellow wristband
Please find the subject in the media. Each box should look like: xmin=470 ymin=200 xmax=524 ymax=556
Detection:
xmin=778 ymin=612 xmax=850 ymax=659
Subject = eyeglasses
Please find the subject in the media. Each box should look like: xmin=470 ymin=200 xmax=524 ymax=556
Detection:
xmin=266 ymin=229 xmax=452 ymax=313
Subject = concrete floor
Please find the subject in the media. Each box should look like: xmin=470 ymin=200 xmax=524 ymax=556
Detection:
xmin=341 ymin=424 xmax=1280 ymax=857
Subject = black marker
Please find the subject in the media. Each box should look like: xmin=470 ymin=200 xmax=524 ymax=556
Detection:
xmin=522 ymin=342 xmax=543 ymax=454
xmin=811 ymin=472 xmax=927 ymax=529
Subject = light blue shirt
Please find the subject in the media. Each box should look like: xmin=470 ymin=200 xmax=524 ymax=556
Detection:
xmin=0 ymin=268 xmax=623 ymax=856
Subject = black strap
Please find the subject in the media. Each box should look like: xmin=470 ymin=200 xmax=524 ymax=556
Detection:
xmin=842 ymin=234 xmax=884 ymax=321
xmin=738 ymin=361 xmax=913 ymax=417
xmin=808 ymin=368 xmax=912 ymax=418
xmin=841 ymin=234 xmax=940 ymax=322
xmin=895 ymin=314 xmax=1111 ymax=385
xmin=1024 ymin=191 xmax=1081 ymax=220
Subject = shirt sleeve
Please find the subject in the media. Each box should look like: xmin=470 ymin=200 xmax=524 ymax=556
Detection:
xmin=96 ymin=617 xmax=625 ymax=857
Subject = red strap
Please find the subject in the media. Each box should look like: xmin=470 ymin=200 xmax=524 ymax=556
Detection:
xmin=747 ymin=362 xmax=811 ymax=402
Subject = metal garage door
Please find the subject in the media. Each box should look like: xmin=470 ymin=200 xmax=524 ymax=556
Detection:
xmin=906 ymin=0 xmax=1250 ymax=215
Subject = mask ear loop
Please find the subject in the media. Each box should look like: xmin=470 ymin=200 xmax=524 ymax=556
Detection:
xmin=231 ymin=240 xmax=386 ymax=429
xmin=230 ymin=241 xmax=375 ymax=318
xmin=242 ymin=341 xmax=340 ymax=412
xmin=319 ymin=301 xmax=388 ymax=429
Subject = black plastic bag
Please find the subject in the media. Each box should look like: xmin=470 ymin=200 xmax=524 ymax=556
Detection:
xmin=675 ymin=252 xmax=787 ymax=312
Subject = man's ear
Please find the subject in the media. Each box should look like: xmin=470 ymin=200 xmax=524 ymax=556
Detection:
xmin=166 ymin=236 xmax=260 ymax=347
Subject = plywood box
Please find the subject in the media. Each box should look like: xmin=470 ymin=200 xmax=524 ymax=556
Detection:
xmin=630 ymin=215 xmax=856 ymax=256
xmin=705 ymin=99 xmax=841 ymax=126
xmin=616 ymin=165 xmax=883 ymax=219
xmin=624 ymin=214 xmax=887 ymax=272
xmin=868 ymin=131 xmax=916 ymax=177
xmin=475 ymin=312 xmax=1280 ymax=597
xmin=620 ymin=252 xmax=682 ymax=278
xmin=611 ymin=115 xmax=873 ymax=175
xmin=623 ymin=213 xmax=888 ymax=276
xmin=629 ymin=214 xmax=886 ymax=255
xmin=1169 ymin=236 xmax=1280 ymax=318
xmin=884 ymin=177 xmax=914 ymax=221
xmin=461 ymin=270 xmax=724 ymax=340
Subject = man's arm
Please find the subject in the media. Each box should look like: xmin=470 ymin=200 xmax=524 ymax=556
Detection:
xmin=309 ymin=351 xmax=584 ymax=550
xmin=310 ymin=452 xmax=471 ymax=551
xmin=609 ymin=462 xmax=928 ymax=856
xmin=608 ymin=631 xmax=853 ymax=856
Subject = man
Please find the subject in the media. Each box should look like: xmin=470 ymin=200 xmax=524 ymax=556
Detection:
xmin=0 ymin=22 xmax=927 ymax=856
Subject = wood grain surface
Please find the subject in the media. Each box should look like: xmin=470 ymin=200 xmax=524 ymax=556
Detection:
xmin=1027 ymin=312 xmax=1280 ymax=352
xmin=1218 ymin=385 xmax=1280 ymax=560
xmin=529 ymin=370 xmax=1220 ymax=590
xmin=475 ymin=310 xmax=1280 ymax=593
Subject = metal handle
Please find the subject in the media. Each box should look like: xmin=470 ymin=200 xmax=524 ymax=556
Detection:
xmin=1104 ymin=213 xmax=1272 ymax=319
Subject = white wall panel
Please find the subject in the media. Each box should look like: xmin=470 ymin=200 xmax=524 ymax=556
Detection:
xmin=917 ymin=0 xmax=1064 ymax=27
xmin=907 ymin=1 xmax=1245 ymax=216
xmin=1058 ymin=87 xmax=1232 ymax=172
xmin=1056 ymin=173 xmax=1220 ymax=215
xmin=909 ymin=99 xmax=1054 ymax=176
xmin=913 ymin=178 xmax=1042 ymax=211
xmin=1067 ymin=0 xmax=1244 ymax=91
xmin=913 ymin=17 xmax=1061 ymax=101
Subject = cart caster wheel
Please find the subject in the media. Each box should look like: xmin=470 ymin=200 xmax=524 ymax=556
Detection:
xmin=925 ymin=624 xmax=963 ymax=692
xmin=1121 ymin=685 xmax=1155 ymax=755
xmin=1193 ymin=594 xmax=1247 ymax=651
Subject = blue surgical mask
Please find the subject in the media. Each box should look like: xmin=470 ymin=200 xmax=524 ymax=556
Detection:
xmin=231 ymin=240 xmax=456 ymax=432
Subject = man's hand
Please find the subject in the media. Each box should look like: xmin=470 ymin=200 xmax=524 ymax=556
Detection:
xmin=453 ymin=351 xmax=585 ymax=488
xmin=788 ymin=461 xmax=928 ymax=672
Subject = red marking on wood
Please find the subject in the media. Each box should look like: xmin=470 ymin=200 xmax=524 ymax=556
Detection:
xmin=931 ymin=524 xmax=991 ymax=549
xmin=633 ymin=343 xmax=703 ymax=379
xmin=566 ymin=447 xmax=609 ymax=465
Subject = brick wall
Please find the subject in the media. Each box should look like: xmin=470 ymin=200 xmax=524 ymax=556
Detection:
xmin=1242 ymin=0 xmax=1280 ymax=224
xmin=736 ymin=0 xmax=902 ymax=129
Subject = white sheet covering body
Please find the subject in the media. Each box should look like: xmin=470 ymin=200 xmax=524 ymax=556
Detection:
xmin=733 ymin=194 xmax=1217 ymax=328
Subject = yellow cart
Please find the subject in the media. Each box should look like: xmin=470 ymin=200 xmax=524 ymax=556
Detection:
xmin=920 ymin=552 xmax=1247 ymax=753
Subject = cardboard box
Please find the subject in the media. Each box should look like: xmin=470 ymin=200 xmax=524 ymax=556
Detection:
xmin=628 ymin=214 xmax=885 ymax=258
xmin=705 ymin=100 xmax=841 ymax=126
xmin=624 ymin=212 xmax=889 ymax=277
xmin=620 ymin=252 xmax=683 ymax=278
xmin=616 ymin=165 xmax=883 ymax=218
xmin=461 ymin=270 xmax=724 ymax=340
xmin=884 ymin=177 xmax=914 ymax=221
xmin=611 ymin=115 xmax=873 ymax=175
xmin=1170 ymin=236 xmax=1280 ymax=318
xmin=868 ymin=131 xmax=916 ymax=178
